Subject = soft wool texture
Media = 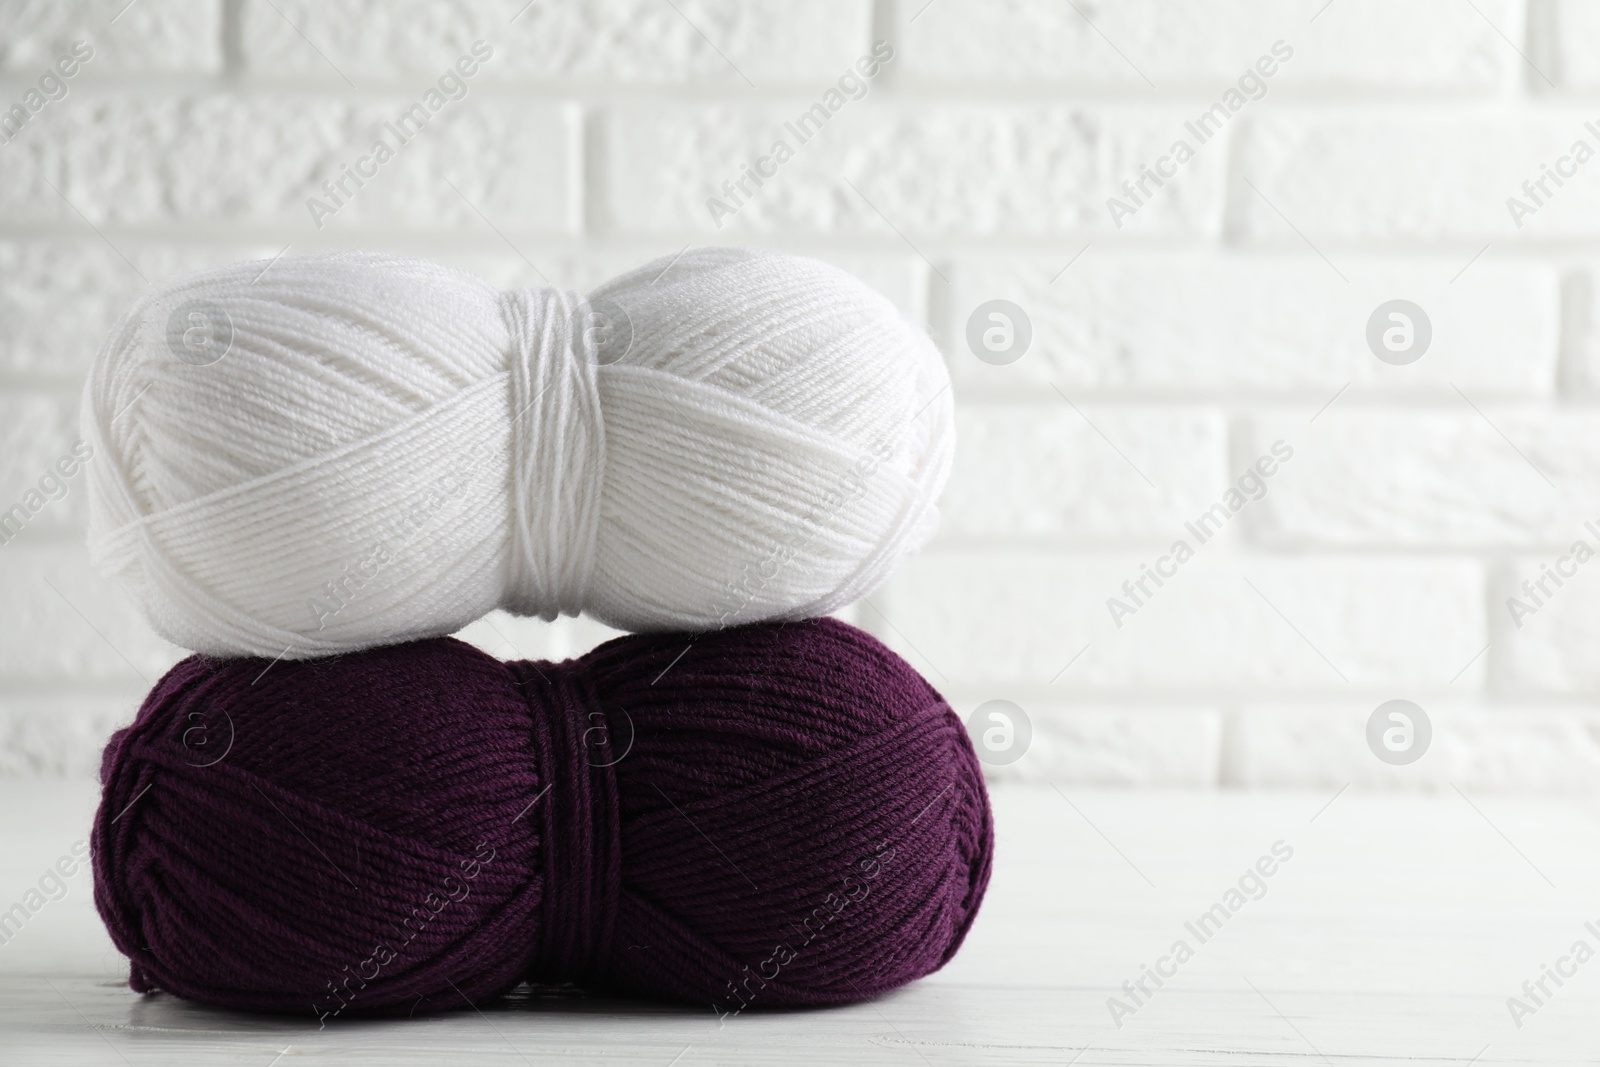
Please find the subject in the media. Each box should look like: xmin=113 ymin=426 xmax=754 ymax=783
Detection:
xmin=83 ymin=248 xmax=953 ymax=658
xmin=92 ymin=618 xmax=993 ymax=1017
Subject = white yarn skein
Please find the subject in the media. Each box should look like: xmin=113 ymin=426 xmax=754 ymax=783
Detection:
xmin=82 ymin=247 xmax=953 ymax=658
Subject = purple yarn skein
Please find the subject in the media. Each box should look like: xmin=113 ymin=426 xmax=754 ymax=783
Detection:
xmin=92 ymin=618 xmax=993 ymax=1018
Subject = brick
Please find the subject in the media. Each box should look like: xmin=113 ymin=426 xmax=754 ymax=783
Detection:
xmin=0 ymin=0 xmax=220 ymax=74
xmin=0 ymin=241 xmax=156 ymax=383
xmin=0 ymin=545 xmax=184 ymax=684
xmin=1224 ymin=705 xmax=1600 ymax=792
xmin=1548 ymin=1 xmax=1600 ymax=89
xmin=946 ymin=254 xmax=1557 ymax=396
xmin=2 ymin=92 xmax=573 ymax=232
xmin=958 ymin=702 xmax=1221 ymax=786
xmin=1496 ymin=554 xmax=1600 ymax=696
xmin=937 ymin=404 xmax=1226 ymax=544
xmin=1247 ymin=411 xmax=1600 ymax=548
xmin=0 ymin=694 xmax=140 ymax=776
xmin=896 ymin=0 xmax=1515 ymax=91
xmin=241 ymin=0 xmax=871 ymax=83
xmin=0 ymin=242 xmax=290 ymax=382
xmin=1560 ymin=264 xmax=1600 ymax=395
xmin=869 ymin=551 xmax=1485 ymax=694
xmin=1238 ymin=112 xmax=1600 ymax=241
xmin=604 ymin=103 xmax=1226 ymax=237
xmin=0 ymin=394 xmax=91 ymax=537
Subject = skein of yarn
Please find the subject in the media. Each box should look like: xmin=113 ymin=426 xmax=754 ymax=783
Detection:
xmin=82 ymin=247 xmax=953 ymax=658
xmin=92 ymin=618 xmax=992 ymax=1017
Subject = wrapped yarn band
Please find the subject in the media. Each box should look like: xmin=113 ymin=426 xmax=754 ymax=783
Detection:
xmin=92 ymin=618 xmax=992 ymax=1017
xmin=508 ymin=657 xmax=622 ymax=985
xmin=83 ymin=248 xmax=953 ymax=658
xmin=500 ymin=285 xmax=604 ymax=618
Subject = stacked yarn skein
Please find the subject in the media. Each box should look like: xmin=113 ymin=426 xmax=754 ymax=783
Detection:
xmin=92 ymin=619 xmax=993 ymax=1017
xmin=82 ymin=247 xmax=953 ymax=658
xmin=84 ymin=245 xmax=987 ymax=1020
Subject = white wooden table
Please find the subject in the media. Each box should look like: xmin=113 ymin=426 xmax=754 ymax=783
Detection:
xmin=3 ymin=779 xmax=1597 ymax=1065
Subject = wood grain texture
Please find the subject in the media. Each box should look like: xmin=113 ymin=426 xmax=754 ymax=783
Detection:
xmin=3 ymin=779 xmax=1598 ymax=1065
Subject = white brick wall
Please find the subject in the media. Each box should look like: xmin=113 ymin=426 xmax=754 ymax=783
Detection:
xmin=2 ymin=0 xmax=1596 ymax=790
